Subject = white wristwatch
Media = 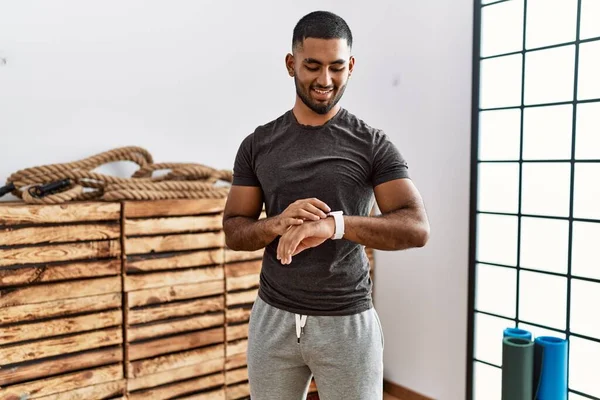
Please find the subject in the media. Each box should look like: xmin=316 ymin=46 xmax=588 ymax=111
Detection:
xmin=327 ymin=211 xmax=345 ymax=240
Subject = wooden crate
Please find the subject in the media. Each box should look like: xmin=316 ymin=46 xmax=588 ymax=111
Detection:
xmin=122 ymin=199 xmax=227 ymax=400
xmin=223 ymin=247 xmax=262 ymax=400
xmin=0 ymin=202 xmax=126 ymax=399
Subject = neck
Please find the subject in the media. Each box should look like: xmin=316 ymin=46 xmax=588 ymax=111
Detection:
xmin=292 ymin=97 xmax=341 ymax=126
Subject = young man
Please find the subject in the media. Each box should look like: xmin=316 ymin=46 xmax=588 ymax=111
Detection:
xmin=223 ymin=10 xmax=430 ymax=400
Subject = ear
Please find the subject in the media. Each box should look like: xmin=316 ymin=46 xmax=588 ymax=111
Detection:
xmin=285 ymin=53 xmax=295 ymax=77
xmin=348 ymin=56 xmax=356 ymax=77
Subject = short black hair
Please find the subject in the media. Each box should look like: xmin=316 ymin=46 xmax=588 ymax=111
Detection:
xmin=292 ymin=11 xmax=353 ymax=51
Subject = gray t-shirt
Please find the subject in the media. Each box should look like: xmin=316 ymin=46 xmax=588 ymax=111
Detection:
xmin=232 ymin=108 xmax=409 ymax=316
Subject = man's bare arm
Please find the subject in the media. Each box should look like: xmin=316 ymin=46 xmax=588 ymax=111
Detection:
xmin=344 ymin=178 xmax=430 ymax=250
xmin=276 ymin=178 xmax=429 ymax=263
xmin=222 ymin=186 xmax=331 ymax=251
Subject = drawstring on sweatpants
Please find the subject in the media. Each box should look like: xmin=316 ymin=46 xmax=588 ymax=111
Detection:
xmin=295 ymin=314 xmax=307 ymax=343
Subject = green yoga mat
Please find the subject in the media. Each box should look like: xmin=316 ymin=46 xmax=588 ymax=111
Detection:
xmin=501 ymin=336 xmax=534 ymax=400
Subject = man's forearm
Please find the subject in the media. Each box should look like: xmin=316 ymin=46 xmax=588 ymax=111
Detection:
xmin=223 ymin=216 xmax=279 ymax=251
xmin=344 ymin=206 xmax=430 ymax=250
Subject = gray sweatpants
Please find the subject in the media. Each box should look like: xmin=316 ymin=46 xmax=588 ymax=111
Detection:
xmin=247 ymin=296 xmax=384 ymax=400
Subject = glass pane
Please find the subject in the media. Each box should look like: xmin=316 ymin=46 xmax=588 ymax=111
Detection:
xmin=480 ymin=54 xmax=523 ymax=109
xmin=526 ymin=0 xmax=578 ymax=49
xmin=572 ymin=221 xmax=600 ymax=280
xmin=476 ymin=214 xmax=519 ymax=266
xmin=517 ymin=322 xmax=566 ymax=340
xmin=575 ymin=102 xmax=600 ymax=160
xmin=523 ymin=105 xmax=573 ymax=160
xmin=479 ymin=109 xmax=521 ymax=160
xmin=474 ymin=361 xmax=501 ymax=400
xmin=569 ymin=336 xmax=600 ymax=397
xmin=520 ymin=217 xmax=569 ymax=274
xmin=481 ymin=0 xmax=524 ymax=57
xmin=521 ymin=162 xmax=571 ymax=217
xmin=580 ymin=0 xmax=600 ymax=40
xmin=524 ymin=46 xmax=575 ymax=105
xmin=574 ymin=163 xmax=600 ymax=220
xmin=474 ymin=312 xmax=514 ymax=366
xmin=570 ymin=279 xmax=600 ymax=339
xmin=478 ymin=163 xmax=520 ymax=213
xmin=577 ymin=41 xmax=600 ymax=101
xmin=519 ymin=271 xmax=567 ymax=330
xmin=476 ymin=264 xmax=517 ymax=317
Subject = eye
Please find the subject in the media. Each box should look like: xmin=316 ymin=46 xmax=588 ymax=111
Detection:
xmin=305 ymin=66 xmax=319 ymax=72
xmin=331 ymin=67 xmax=345 ymax=72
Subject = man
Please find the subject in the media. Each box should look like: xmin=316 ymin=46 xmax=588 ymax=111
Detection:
xmin=223 ymin=10 xmax=430 ymax=400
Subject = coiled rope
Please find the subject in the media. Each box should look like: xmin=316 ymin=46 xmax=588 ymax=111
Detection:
xmin=2 ymin=146 xmax=232 ymax=204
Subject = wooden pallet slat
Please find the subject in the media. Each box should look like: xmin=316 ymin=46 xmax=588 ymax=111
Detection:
xmin=125 ymin=215 xmax=222 ymax=236
xmin=226 ymin=323 xmax=249 ymax=342
xmin=0 ymin=202 xmax=120 ymax=225
xmin=124 ymin=267 xmax=223 ymax=291
xmin=224 ymin=249 xmax=263 ymax=263
xmin=0 ymin=240 xmax=121 ymax=268
xmin=0 ymin=347 xmax=123 ymax=387
xmin=126 ymin=249 xmax=223 ymax=273
xmin=179 ymin=387 xmax=226 ymax=400
xmin=226 ymin=382 xmax=250 ymax=400
xmin=35 ymin=379 xmax=126 ymax=400
xmin=0 ymin=259 xmax=121 ymax=287
xmin=129 ymin=343 xmax=225 ymax=378
xmin=128 ymin=372 xmax=224 ymax=400
xmin=127 ymin=280 xmax=224 ymax=308
xmin=0 ymin=223 xmax=120 ymax=247
xmin=129 ymin=313 xmax=225 ymax=342
xmin=127 ymin=358 xmax=224 ymax=392
xmin=128 ymin=296 xmax=224 ymax=325
xmin=226 ymin=289 xmax=258 ymax=308
xmin=126 ymin=232 xmax=224 ymax=255
xmin=0 ymin=293 xmax=122 ymax=325
xmin=0 ymin=310 xmax=122 ymax=345
xmin=0 ymin=327 xmax=123 ymax=365
xmin=0 ymin=276 xmax=122 ymax=308
xmin=225 ymin=367 xmax=248 ymax=385
xmin=224 ymin=260 xmax=261 ymax=278
xmin=0 ymin=364 xmax=123 ymax=399
xmin=128 ymin=327 xmax=224 ymax=361
xmin=123 ymin=199 xmax=226 ymax=218
xmin=226 ymin=307 xmax=252 ymax=324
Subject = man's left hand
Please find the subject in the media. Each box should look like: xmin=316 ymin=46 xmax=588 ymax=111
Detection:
xmin=277 ymin=217 xmax=335 ymax=265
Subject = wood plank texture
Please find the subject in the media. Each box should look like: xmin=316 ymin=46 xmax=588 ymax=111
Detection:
xmin=128 ymin=313 xmax=224 ymax=342
xmin=226 ymin=324 xmax=249 ymax=342
xmin=124 ymin=267 xmax=223 ymax=292
xmin=0 ymin=293 xmax=121 ymax=325
xmin=226 ymin=307 xmax=252 ymax=324
xmin=226 ymin=382 xmax=250 ymax=400
xmin=127 ymin=280 xmax=224 ymax=308
xmin=128 ymin=372 xmax=224 ymax=400
xmin=225 ymin=353 xmax=247 ymax=371
xmin=126 ymin=232 xmax=224 ymax=255
xmin=35 ymin=380 xmax=126 ymax=400
xmin=126 ymin=250 xmax=223 ymax=273
xmin=127 ymin=358 xmax=224 ymax=391
xmin=129 ymin=344 xmax=225 ymax=378
xmin=0 ymin=276 xmax=121 ymax=307
xmin=226 ymin=289 xmax=258 ymax=307
xmin=123 ymin=199 xmax=226 ymax=218
xmin=128 ymin=327 xmax=224 ymax=361
xmin=125 ymin=215 xmax=222 ymax=236
xmin=0 ymin=223 xmax=120 ymax=246
xmin=0 ymin=240 xmax=120 ymax=267
xmin=0 ymin=202 xmax=120 ymax=225
xmin=0 ymin=347 xmax=122 ymax=386
xmin=225 ymin=367 xmax=248 ymax=385
xmin=224 ymin=249 xmax=263 ymax=263
xmin=224 ymin=260 xmax=261 ymax=278
xmin=128 ymin=296 xmax=224 ymax=325
xmin=1 ymin=310 xmax=122 ymax=345
xmin=0 ymin=259 xmax=121 ymax=287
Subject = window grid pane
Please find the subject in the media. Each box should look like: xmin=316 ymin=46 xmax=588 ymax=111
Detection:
xmin=472 ymin=2 xmax=600 ymax=399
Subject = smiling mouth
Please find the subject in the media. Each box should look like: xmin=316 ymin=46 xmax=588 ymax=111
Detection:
xmin=311 ymin=87 xmax=333 ymax=100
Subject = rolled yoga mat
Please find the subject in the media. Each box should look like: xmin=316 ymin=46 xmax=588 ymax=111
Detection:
xmin=501 ymin=336 xmax=534 ymax=400
xmin=504 ymin=327 xmax=533 ymax=341
xmin=534 ymin=336 xmax=568 ymax=400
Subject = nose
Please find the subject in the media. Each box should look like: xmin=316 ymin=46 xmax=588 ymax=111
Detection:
xmin=316 ymin=69 xmax=332 ymax=88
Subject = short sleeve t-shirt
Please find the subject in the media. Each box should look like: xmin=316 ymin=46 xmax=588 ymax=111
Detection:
xmin=232 ymin=108 xmax=409 ymax=316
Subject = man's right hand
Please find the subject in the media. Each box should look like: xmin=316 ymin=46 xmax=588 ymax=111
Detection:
xmin=272 ymin=198 xmax=331 ymax=236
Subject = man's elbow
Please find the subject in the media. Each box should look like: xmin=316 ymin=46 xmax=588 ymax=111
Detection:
xmin=410 ymin=223 xmax=430 ymax=249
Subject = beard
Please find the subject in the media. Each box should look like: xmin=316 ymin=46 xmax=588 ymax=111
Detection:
xmin=294 ymin=76 xmax=348 ymax=115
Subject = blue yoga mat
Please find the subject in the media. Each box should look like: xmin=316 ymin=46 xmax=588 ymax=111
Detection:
xmin=534 ymin=336 xmax=568 ymax=400
xmin=504 ymin=327 xmax=533 ymax=341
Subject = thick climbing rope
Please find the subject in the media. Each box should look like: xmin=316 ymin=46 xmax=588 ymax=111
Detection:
xmin=1 ymin=146 xmax=232 ymax=204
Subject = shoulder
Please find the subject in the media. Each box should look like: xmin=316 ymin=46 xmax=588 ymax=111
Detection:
xmin=338 ymin=108 xmax=385 ymax=141
xmin=252 ymin=111 xmax=292 ymax=138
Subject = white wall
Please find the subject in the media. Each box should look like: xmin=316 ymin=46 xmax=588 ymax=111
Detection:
xmin=0 ymin=1 xmax=473 ymax=399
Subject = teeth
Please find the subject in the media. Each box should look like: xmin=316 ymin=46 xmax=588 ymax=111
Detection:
xmin=313 ymin=89 xmax=332 ymax=94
